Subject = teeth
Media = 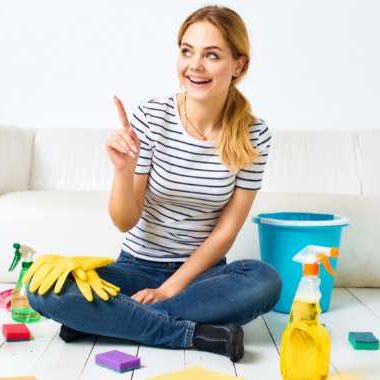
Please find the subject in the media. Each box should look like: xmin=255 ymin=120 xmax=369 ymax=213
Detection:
xmin=188 ymin=77 xmax=211 ymax=84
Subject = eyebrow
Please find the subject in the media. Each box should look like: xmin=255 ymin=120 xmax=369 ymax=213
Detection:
xmin=180 ymin=42 xmax=223 ymax=51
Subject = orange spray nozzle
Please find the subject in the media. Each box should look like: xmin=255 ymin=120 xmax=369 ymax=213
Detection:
xmin=330 ymin=247 xmax=339 ymax=258
xmin=316 ymin=254 xmax=337 ymax=276
xmin=294 ymin=246 xmax=340 ymax=277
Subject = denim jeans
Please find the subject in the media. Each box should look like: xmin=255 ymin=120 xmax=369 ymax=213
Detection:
xmin=27 ymin=251 xmax=281 ymax=349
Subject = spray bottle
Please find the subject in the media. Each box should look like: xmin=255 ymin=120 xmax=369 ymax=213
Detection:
xmin=8 ymin=243 xmax=41 ymax=323
xmin=280 ymin=245 xmax=339 ymax=380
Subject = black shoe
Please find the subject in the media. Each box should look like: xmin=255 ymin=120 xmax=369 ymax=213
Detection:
xmin=59 ymin=324 xmax=93 ymax=343
xmin=192 ymin=323 xmax=244 ymax=362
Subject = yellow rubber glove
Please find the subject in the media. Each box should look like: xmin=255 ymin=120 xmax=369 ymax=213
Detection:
xmin=23 ymin=255 xmax=87 ymax=295
xmin=73 ymin=256 xmax=114 ymax=271
xmin=23 ymin=254 xmax=118 ymax=301
xmin=72 ymin=268 xmax=120 ymax=302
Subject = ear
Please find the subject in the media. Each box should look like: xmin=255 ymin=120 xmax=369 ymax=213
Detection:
xmin=234 ymin=56 xmax=248 ymax=77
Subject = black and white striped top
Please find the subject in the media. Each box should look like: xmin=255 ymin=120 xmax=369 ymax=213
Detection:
xmin=121 ymin=94 xmax=271 ymax=262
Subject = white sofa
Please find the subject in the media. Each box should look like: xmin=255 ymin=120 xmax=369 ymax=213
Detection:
xmin=0 ymin=126 xmax=379 ymax=287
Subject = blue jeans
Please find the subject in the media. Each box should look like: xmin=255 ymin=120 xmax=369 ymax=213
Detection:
xmin=27 ymin=251 xmax=281 ymax=349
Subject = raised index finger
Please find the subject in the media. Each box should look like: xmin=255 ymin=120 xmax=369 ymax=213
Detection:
xmin=113 ymin=95 xmax=130 ymax=129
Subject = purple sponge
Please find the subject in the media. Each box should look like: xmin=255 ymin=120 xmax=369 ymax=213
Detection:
xmin=95 ymin=349 xmax=140 ymax=372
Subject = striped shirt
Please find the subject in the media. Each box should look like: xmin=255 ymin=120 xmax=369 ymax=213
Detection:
xmin=121 ymin=94 xmax=271 ymax=262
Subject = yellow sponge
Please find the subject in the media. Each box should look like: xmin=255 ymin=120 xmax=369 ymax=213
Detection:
xmin=148 ymin=366 xmax=243 ymax=380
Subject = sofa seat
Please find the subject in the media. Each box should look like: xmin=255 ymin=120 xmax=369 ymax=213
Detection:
xmin=0 ymin=191 xmax=123 ymax=283
xmin=1 ymin=190 xmax=379 ymax=287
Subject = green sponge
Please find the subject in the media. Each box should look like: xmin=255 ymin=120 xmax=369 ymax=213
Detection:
xmin=348 ymin=332 xmax=379 ymax=350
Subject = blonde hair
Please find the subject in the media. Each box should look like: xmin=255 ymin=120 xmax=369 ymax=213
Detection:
xmin=177 ymin=5 xmax=259 ymax=173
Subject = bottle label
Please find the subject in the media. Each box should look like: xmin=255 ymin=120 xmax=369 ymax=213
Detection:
xmin=11 ymin=289 xmax=41 ymax=322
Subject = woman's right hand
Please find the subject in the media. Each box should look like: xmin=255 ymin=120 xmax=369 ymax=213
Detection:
xmin=105 ymin=96 xmax=141 ymax=171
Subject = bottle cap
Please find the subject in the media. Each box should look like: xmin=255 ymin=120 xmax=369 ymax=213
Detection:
xmin=303 ymin=263 xmax=319 ymax=276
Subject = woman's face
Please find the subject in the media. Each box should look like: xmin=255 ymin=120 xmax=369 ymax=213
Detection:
xmin=177 ymin=21 xmax=244 ymax=102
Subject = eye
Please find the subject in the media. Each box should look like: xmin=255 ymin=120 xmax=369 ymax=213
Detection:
xmin=180 ymin=48 xmax=191 ymax=57
xmin=207 ymin=52 xmax=219 ymax=60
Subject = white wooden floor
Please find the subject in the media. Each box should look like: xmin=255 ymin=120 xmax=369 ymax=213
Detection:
xmin=1 ymin=285 xmax=379 ymax=380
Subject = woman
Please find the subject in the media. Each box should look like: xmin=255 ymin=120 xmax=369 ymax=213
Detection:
xmin=28 ymin=5 xmax=281 ymax=363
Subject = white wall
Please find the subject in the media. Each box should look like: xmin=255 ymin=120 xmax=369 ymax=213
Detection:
xmin=0 ymin=0 xmax=379 ymax=130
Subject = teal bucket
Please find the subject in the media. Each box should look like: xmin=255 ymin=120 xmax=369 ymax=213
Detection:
xmin=253 ymin=212 xmax=349 ymax=313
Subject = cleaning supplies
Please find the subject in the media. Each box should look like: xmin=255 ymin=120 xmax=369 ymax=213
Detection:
xmin=280 ymin=245 xmax=339 ymax=380
xmin=8 ymin=243 xmax=41 ymax=323
xmin=24 ymin=255 xmax=118 ymax=302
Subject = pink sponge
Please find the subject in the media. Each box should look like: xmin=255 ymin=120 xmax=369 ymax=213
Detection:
xmin=0 ymin=288 xmax=12 ymax=311
xmin=95 ymin=349 xmax=140 ymax=372
xmin=2 ymin=323 xmax=31 ymax=341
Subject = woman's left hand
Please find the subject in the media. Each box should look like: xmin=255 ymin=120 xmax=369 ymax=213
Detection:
xmin=131 ymin=287 xmax=172 ymax=304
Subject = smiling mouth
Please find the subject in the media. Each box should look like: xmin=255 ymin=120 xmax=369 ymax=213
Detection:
xmin=186 ymin=76 xmax=212 ymax=85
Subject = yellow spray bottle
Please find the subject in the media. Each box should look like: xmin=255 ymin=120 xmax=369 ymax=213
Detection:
xmin=280 ymin=245 xmax=339 ymax=380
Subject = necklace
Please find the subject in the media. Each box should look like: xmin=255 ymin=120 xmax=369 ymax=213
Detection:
xmin=183 ymin=93 xmax=221 ymax=141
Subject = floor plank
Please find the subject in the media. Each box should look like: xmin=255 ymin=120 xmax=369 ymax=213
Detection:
xmin=132 ymin=345 xmax=185 ymax=379
xmin=31 ymin=333 xmax=96 ymax=380
xmin=323 ymin=288 xmax=380 ymax=380
xmin=347 ymin=288 xmax=380 ymax=320
xmin=0 ymin=314 xmax=59 ymax=378
xmin=234 ymin=316 xmax=282 ymax=379
xmin=80 ymin=336 xmax=139 ymax=379
xmin=184 ymin=347 xmax=236 ymax=376
xmin=1 ymin=286 xmax=380 ymax=379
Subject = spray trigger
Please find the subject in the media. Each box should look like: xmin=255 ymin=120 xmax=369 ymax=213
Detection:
xmin=8 ymin=243 xmax=22 ymax=272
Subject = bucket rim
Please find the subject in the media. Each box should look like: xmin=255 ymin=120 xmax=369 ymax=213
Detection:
xmin=253 ymin=212 xmax=349 ymax=227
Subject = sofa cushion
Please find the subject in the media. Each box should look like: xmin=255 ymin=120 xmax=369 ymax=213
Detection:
xmin=28 ymin=129 xmax=372 ymax=196
xmin=356 ymin=131 xmax=380 ymax=196
xmin=262 ymin=130 xmax=361 ymax=195
xmin=30 ymin=129 xmax=114 ymax=191
xmin=0 ymin=191 xmax=123 ymax=282
xmin=0 ymin=127 xmax=35 ymax=194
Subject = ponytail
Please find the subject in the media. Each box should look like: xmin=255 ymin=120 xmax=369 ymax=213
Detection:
xmin=217 ymin=86 xmax=259 ymax=173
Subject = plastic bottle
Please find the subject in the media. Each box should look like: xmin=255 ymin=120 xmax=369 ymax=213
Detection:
xmin=280 ymin=245 xmax=339 ymax=380
xmin=8 ymin=243 xmax=41 ymax=323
